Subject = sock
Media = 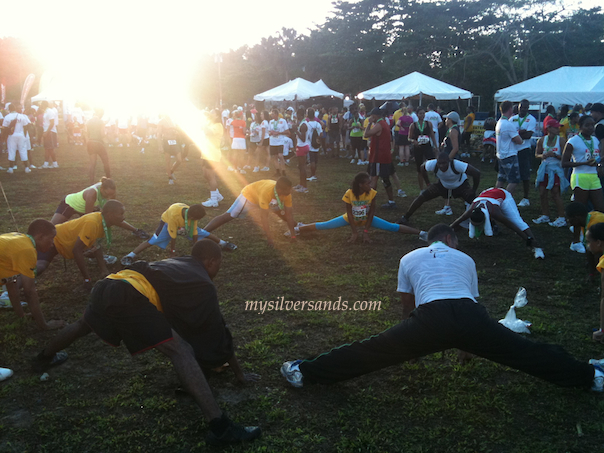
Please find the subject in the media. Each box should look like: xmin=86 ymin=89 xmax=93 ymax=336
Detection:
xmin=127 ymin=252 xmax=136 ymax=258
xmin=218 ymin=240 xmax=227 ymax=246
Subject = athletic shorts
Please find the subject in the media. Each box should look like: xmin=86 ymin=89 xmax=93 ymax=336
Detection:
xmin=231 ymin=137 xmax=246 ymax=150
xmin=44 ymin=132 xmax=58 ymax=150
xmin=249 ymin=141 xmax=261 ymax=152
xmin=538 ymin=174 xmax=561 ymax=188
xmin=422 ymin=180 xmax=475 ymax=204
xmin=327 ymin=131 xmax=340 ymax=143
xmin=517 ymin=147 xmax=532 ymax=181
xmin=296 ymin=145 xmax=310 ymax=157
xmin=163 ymin=139 xmax=180 ymax=156
xmin=367 ymin=162 xmax=395 ymax=179
xmin=87 ymin=140 xmax=106 ymax=156
xmin=413 ymin=144 xmax=434 ymax=171
xmin=396 ymin=134 xmax=410 ymax=147
xmin=147 ymin=221 xmax=210 ymax=249
xmin=269 ymin=145 xmax=283 ymax=156
xmin=497 ymin=155 xmax=521 ymax=184
xmin=226 ymin=194 xmax=260 ymax=219
xmin=571 ymin=173 xmax=602 ymax=191
xmin=84 ymin=279 xmax=173 ymax=355
xmin=55 ymin=198 xmax=79 ymax=219
xmin=309 ymin=151 xmax=319 ymax=164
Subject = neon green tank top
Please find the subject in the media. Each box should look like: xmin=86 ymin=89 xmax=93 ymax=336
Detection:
xmin=65 ymin=183 xmax=105 ymax=213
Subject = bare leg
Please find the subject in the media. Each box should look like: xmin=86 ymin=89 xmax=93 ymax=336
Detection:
xmin=132 ymin=240 xmax=154 ymax=255
xmin=298 ymin=155 xmax=307 ymax=187
xmin=589 ymin=188 xmax=604 ymax=212
xmin=204 ymin=212 xmax=234 ymax=232
xmin=41 ymin=318 xmax=92 ymax=356
xmin=98 ymin=148 xmax=111 ymax=179
xmin=538 ymin=185 xmax=550 ymax=217
xmin=552 ymin=186 xmax=565 ymax=218
xmin=88 ymin=153 xmax=97 ymax=184
xmin=51 ymin=213 xmax=70 ymax=225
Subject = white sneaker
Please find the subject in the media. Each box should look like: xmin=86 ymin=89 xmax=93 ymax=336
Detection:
xmin=548 ymin=217 xmax=567 ymax=228
xmin=295 ymin=187 xmax=309 ymax=193
xmin=227 ymin=166 xmax=235 ymax=172
xmin=419 ymin=231 xmax=428 ymax=242
xmin=532 ymin=215 xmax=550 ymax=224
xmin=517 ymin=198 xmax=530 ymax=207
xmin=202 ymin=198 xmax=219 ymax=208
xmin=306 ymin=176 xmax=318 ymax=181
xmin=0 ymin=367 xmax=13 ymax=382
xmin=398 ymin=162 xmax=405 ymax=166
xmin=243 ymin=165 xmax=251 ymax=170
xmin=253 ymin=166 xmax=260 ymax=173
xmin=570 ymin=242 xmax=586 ymax=253
xmin=7 ymin=167 xmax=13 ymax=174
xmin=52 ymin=162 xmax=59 ymax=168
xmin=42 ymin=162 xmax=50 ymax=168
xmin=12 ymin=165 xmax=17 ymax=170
xmin=350 ymin=159 xmax=356 ymax=164
xmin=168 ymin=178 xmax=174 ymax=185
xmin=533 ymin=248 xmax=545 ymax=259
xmin=397 ymin=189 xmax=407 ymax=198
xmin=357 ymin=160 xmax=364 ymax=165
xmin=435 ymin=206 xmax=453 ymax=215
xmin=239 ymin=169 xmax=247 ymax=174
xmin=25 ymin=167 xmax=31 ymax=174
xmin=215 ymin=193 xmax=224 ymax=202
xmin=280 ymin=360 xmax=303 ymax=388
xmin=260 ymin=166 xmax=270 ymax=172
xmin=29 ymin=165 xmax=36 ymax=169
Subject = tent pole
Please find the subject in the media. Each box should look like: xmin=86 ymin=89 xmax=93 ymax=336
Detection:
xmin=419 ymin=93 xmax=423 ymax=106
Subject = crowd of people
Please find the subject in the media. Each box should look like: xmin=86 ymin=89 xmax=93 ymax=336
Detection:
xmin=1 ymin=97 xmax=604 ymax=447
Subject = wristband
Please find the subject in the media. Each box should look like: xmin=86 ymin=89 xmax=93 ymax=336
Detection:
xmin=364 ymin=229 xmax=369 ymax=233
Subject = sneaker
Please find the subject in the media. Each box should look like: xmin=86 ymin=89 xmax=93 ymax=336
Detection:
xmin=589 ymin=359 xmax=604 ymax=367
xmin=405 ymin=162 xmax=409 ymax=166
xmin=260 ymin=167 xmax=270 ymax=172
xmin=121 ymin=255 xmax=134 ymax=266
xmin=239 ymin=169 xmax=247 ymax=174
xmin=350 ymin=158 xmax=356 ymax=164
xmin=397 ymin=162 xmax=405 ymax=166
xmin=253 ymin=166 xmax=260 ymax=173
xmin=221 ymin=242 xmax=238 ymax=251
xmin=215 ymin=193 xmax=224 ymax=202
xmin=31 ymin=350 xmax=68 ymax=373
xmin=306 ymin=176 xmax=318 ymax=181
xmin=548 ymin=217 xmax=567 ymax=228
xmin=227 ymin=166 xmax=235 ymax=172
xmin=419 ymin=231 xmax=428 ymax=242
xmin=397 ymin=189 xmax=407 ymax=198
xmin=243 ymin=165 xmax=251 ymax=170
xmin=381 ymin=202 xmax=396 ymax=209
xmin=202 ymin=198 xmax=219 ymax=208
xmin=517 ymin=198 xmax=530 ymax=207
xmin=591 ymin=363 xmax=604 ymax=392
xmin=533 ymin=248 xmax=545 ymax=259
xmin=280 ymin=360 xmax=303 ymax=388
xmin=295 ymin=187 xmax=309 ymax=193
xmin=168 ymin=178 xmax=174 ymax=185
xmin=205 ymin=419 xmax=262 ymax=446
xmin=435 ymin=206 xmax=453 ymax=215
xmin=357 ymin=160 xmax=365 ymax=165
xmin=12 ymin=165 xmax=17 ymax=170
xmin=7 ymin=167 xmax=13 ymax=174
xmin=42 ymin=162 xmax=50 ymax=169
xmin=532 ymin=215 xmax=550 ymax=224
xmin=52 ymin=162 xmax=59 ymax=168
xmin=570 ymin=242 xmax=586 ymax=253
xmin=24 ymin=167 xmax=31 ymax=174
xmin=29 ymin=165 xmax=36 ymax=169
xmin=0 ymin=367 xmax=13 ymax=382
xmin=396 ymin=216 xmax=409 ymax=225
xmin=292 ymin=185 xmax=302 ymax=190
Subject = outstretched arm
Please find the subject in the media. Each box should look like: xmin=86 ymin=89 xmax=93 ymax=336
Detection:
xmin=465 ymin=164 xmax=481 ymax=193
xmin=450 ymin=202 xmax=476 ymax=229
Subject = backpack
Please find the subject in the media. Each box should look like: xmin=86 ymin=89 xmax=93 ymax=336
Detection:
xmin=311 ymin=123 xmax=320 ymax=149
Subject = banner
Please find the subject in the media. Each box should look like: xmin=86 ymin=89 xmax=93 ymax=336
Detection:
xmin=20 ymin=74 xmax=36 ymax=106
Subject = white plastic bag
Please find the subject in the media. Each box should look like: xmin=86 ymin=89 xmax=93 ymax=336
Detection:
xmin=498 ymin=287 xmax=532 ymax=334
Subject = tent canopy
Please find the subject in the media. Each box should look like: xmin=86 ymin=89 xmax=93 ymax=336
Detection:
xmin=254 ymin=77 xmax=343 ymax=102
xmin=359 ymin=71 xmax=472 ymax=101
xmin=494 ymin=66 xmax=604 ymax=105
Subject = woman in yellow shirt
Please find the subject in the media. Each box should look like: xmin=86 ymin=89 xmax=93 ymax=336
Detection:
xmin=296 ymin=172 xmax=427 ymax=243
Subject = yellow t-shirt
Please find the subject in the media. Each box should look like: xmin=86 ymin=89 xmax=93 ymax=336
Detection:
xmin=465 ymin=113 xmax=476 ymax=132
xmin=54 ymin=212 xmax=105 ymax=259
xmin=105 ymin=270 xmax=162 ymax=312
xmin=393 ymin=109 xmax=403 ymax=132
xmin=597 ymin=254 xmax=604 ymax=273
xmin=161 ymin=203 xmax=198 ymax=239
xmin=0 ymin=233 xmax=37 ymax=279
xmin=363 ymin=118 xmax=371 ymax=140
xmin=342 ymin=189 xmax=377 ymax=225
xmin=322 ymin=113 xmax=329 ymax=132
xmin=586 ymin=211 xmax=604 ymax=231
xmin=559 ymin=117 xmax=570 ymax=140
xmin=241 ymin=180 xmax=293 ymax=210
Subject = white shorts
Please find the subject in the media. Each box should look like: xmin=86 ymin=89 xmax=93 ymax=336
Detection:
xmin=231 ymin=137 xmax=246 ymax=150
xmin=226 ymin=194 xmax=259 ymax=219
xmin=7 ymin=134 xmax=28 ymax=161
xmin=476 ymin=193 xmax=529 ymax=232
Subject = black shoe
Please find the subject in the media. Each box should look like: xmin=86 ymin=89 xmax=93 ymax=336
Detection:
xmin=206 ymin=420 xmax=262 ymax=446
xmin=396 ymin=216 xmax=409 ymax=225
xmin=32 ymin=350 xmax=68 ymax=373
xmin=381 ymin=202 xmax=397 ymax=209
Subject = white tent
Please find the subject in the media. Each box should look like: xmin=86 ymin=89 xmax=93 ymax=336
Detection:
xmin=254 ymin=77 xmax=343 ymax=102
xmin=494 ymin=66 xmax=604 ymax=105
xmin=358 ymin=71 xmax=472 ymax=102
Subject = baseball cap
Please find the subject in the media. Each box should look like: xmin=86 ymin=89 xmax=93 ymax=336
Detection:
xmin=444 ymin=111 xmax=461 ymax=123
xmin=547 ymin=119 xmax=561 ymax=128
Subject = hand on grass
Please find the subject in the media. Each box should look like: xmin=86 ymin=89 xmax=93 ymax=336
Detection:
xmin=238 ymin=373 xmax=261 ymax=385
xmin=362 ymin=232 xmax=372 ymax=243
xmin=348 ymin=232 xmax=358 ymax=243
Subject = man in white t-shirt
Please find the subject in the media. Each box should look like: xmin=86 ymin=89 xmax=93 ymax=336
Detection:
xmin=510 ymin=99 xmax=537 ymax=207
xmin=41 ymin=100 xmax=59 ymax=168
xmin=495 ymin=101 xmax=523 ymax=194
xmin=397 ymin=152 xmax=480 ymax=224
xmin=268 ymin=108 xmax=290 ymax=178
xmin=305 ymin=108 xmax=323 ymax=182
xmin=424 ymin=104 xmax=443 ymax=149
xmin=2 ymin=104 xmax=32 ymax=173
xmin=280 ymin=224 xmax=604 ymax=392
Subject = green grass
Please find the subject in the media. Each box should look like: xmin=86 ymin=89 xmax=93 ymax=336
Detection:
xmin=1 ymin=138 xmax=604 ymax=452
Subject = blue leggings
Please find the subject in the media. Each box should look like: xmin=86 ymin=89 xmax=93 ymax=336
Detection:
xmin=315 ymin=215 xmax=399 ymax=232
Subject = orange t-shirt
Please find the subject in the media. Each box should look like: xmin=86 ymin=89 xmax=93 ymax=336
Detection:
xmin=232 ymin=119 xmax=246 ymax=139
